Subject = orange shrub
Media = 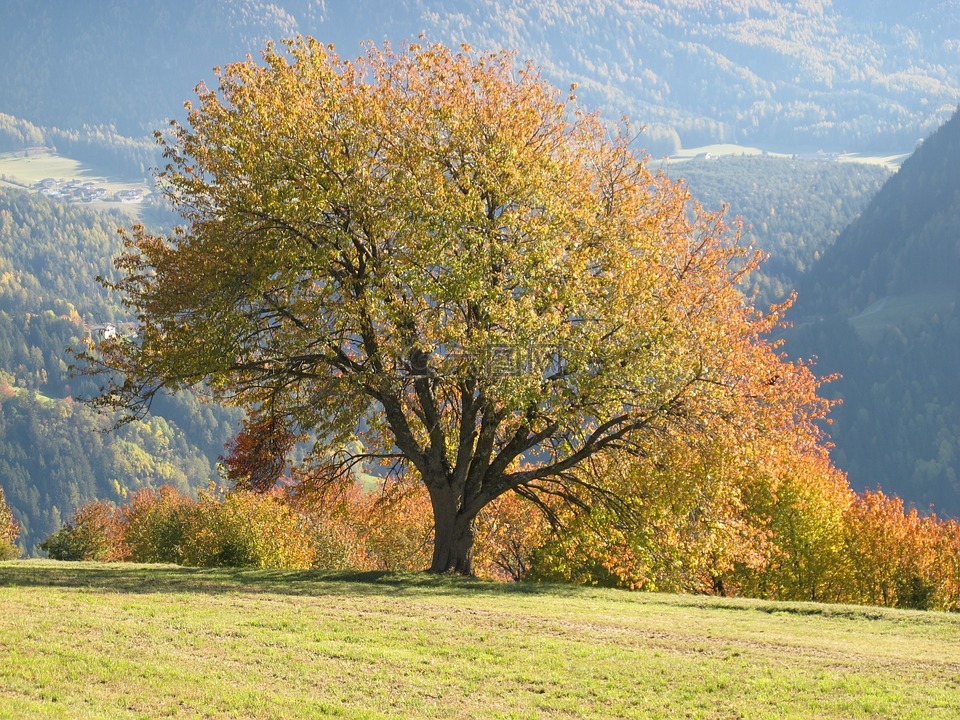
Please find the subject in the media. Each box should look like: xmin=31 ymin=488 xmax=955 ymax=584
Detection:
xmin=289 ymin=474 xmax=432 ymax=571
xmin=361 ymin=483 xmax=432 ymax=571
xmin=474 ymin=492 xmax=548 ymax=581
xmin=40 ymin=500 xmax=128 ymax=562
xmin=0 ymin=485 xmax=21 ymax=560
xmin=843 ymin=489 xmax=959 ymax=610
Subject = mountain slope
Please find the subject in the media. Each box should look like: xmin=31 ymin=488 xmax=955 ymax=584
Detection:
xmin=788 ymin=109 xmax=960 ymax=515
xmin=0 ymin=0 xmax=958 ymax=152
xmin=797 ymin=114 xmax=960 ymax=317
xmin=0 ymin=187 xmax=238 ymax=554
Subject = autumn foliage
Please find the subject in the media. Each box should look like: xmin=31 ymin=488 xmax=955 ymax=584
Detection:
xmin=220 ymin=411 xmax=297 ymax=492
xmin=44 ymin=487 xmax=314 ymax=570
xmin=42 ymin=480 xmax=432 ymax=572
xmin=39 ymin=465 xmax=960 ymax=610
xmin=842 ymin=490 xmax=960 ymax=610
xmin=0 ymin=484 xmax=20 ymax=560
xmin=61 ymin=38 xmax=960 ymax=608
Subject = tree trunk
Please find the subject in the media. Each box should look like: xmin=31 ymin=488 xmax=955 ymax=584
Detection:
xmin=428 ymin=490 xmax=477 ymax=575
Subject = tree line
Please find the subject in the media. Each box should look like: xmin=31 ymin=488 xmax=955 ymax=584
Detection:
xmin=38 ymin=468 xmax=960 ymax=611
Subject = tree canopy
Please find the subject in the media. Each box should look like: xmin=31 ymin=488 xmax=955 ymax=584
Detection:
xmin=92 ymin=38 xmax=833 ymax=574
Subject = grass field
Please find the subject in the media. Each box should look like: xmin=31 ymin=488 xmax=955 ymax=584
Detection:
xmin=1 ymin=561 xmax=959 ymax=718
xmin=849 ymin=291 xmax=956 ymax=343
xmin=668 ymin=144 xmax=908 ymax=172
xmin=668 ymin=143 xmax=786 ymax=161
xmin=836 ymin=151 xmax=911 ymax=172
xmin=0 ymin=151 xmax=150 ymax=219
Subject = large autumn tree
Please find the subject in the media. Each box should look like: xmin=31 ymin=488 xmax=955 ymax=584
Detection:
xmin=91 ymin=38 xmax=832 ymax=574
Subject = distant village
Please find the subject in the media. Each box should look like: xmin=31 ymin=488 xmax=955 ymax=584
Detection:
xmin=34 ymin=177 xmax=145 ymax=203
xmin=690 ymin=150 xmax=843 ymax=162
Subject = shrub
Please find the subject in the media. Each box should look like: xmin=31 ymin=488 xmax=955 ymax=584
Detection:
xmin=843 ymin=490 xmax=959 ymax=610
xmin=121 ymin=486 xmax=194 ymax=563
xmin=42 ymin=485 xmax=318 ymax=569
xmin=0 ymin=485 xmax=19 ymax=559
xmin=120 ymin=485 xmax=317 ymax=569
xmin=288 ymin=475 xmax=431 ymax=572
xmin=474 ymin=493 xmax=548 ymax=581
xmin=288 ymin=481 xmax=370 ymax=571
xmin=361 ymin=485 xmax=432 ymax=571
xmin=39 ymin=501 xmax=127 ymax=561
xmin=178 ymin=489 xmax=316 ymax=569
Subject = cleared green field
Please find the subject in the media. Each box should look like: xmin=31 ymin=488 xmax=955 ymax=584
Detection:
xmin=0 ymin=151 xmax=142 ymax=191
xmin=0 ymin=151 xmax=149 ymax=218
xmin=849 ymin=292 xmax=956 ymax=343
xmin=669 ymin=144 xmax=908 ymax=171
xmin=0 ymin=151 xmax=94 ymax=186
xmin=837 ymin=151 xmax=910 ymax=172
xmin=1 ymin=561 xmax=958 ymax=719
xmin=669 ymin=143 xmax=786 ymax=162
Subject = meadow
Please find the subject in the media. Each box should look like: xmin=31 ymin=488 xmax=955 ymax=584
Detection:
xmin=1 ymin=560 xmax=958 ymax=718
xmin=0 ymin=151 xmax=150 ymax=218
xmin=848 ymin=292 xmax=956 ymax=344
xmin=668 ymin=144 xmax=908 ymax=172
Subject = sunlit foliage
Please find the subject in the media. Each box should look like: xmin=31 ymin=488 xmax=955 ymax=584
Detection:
xmin=90 ymin=38 xmax=836 ymax=575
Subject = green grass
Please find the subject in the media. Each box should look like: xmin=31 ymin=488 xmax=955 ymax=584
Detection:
xmin=0 ymin=151 xmax=149 ymax=218
xmin=667 ymin=144 xmax=908 ymax=171
xmin=836 ymin=151 xmax=911 ymax=172
xmin=0 ymin=151 xmax=95 ymax=186
xmin=849 ymin=291 xmax=955 ymax=343
xmin=1 ymin=561 xmax=959 ymax=719
xmin=668 ymin=143 xmax=786 ymax=163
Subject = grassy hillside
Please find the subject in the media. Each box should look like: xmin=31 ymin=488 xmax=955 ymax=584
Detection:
xmin=0 ymin=150 xmax=151 ymax=218
xmin=1 ymin=562 xmax=958 ymax=719
xmin=848 ymin=291 xmax=957 ymax=344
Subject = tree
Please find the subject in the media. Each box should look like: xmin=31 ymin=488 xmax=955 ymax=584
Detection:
xmin=90 ymin=37 xmax=831 ymax=574
xmin=38 ymin=499 xmax=127 ymax=562
xmin=220 ymin=409 xmax=296 ymax=492
xmin=0 ymin=484 xmax=19 ymax=559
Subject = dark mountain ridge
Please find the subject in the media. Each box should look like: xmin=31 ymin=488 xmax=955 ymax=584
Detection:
xmin=788 ymin=108 xmax=960 ymax=515
xmin=797 ymin=110 xmax=960 ymax=318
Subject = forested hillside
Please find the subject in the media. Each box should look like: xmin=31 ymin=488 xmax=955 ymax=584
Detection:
xmin=0 ymin=0 xmax=957 ymax=154
xmin=787 ymin=109 xmax=960 ymax=515
xmin=0 ymin=188 xmax=237 ymax=553
xmin=670 ymin=156 xmax=890 ymax=306
xmin=2 ymin=0 xmax=960 ymax=552
xmin=0 ymin=147 xmax=894 ymax=555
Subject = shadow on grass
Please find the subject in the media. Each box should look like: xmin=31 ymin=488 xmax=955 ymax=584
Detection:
xmin=3 ymin=561 xmax=946 ymax=623
xmin=0 ymin=560 xmax=586 ymax=601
